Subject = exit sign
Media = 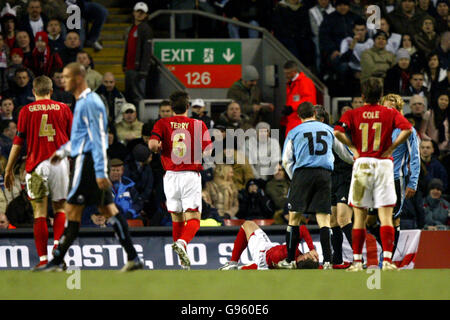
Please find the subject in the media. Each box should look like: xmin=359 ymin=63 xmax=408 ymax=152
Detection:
xmin=154 ymin=41 xmax=242 ymax=88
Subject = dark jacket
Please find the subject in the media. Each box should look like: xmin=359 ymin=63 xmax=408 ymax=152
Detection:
xmin=18 ymin=14 xmax=49 ymax=44
xmin=384 ymin=65 xmax=412 ymax=95
xmin=413 ymin=31 xmax=440 ymax=57
xmin=272 ymin=2 xmax=311 ymax=39
xmin=319 ymin=10 xmax=359 ymax=59
xmin=51 ymin=87 xmax=76 ymax=111
xmin=224 ymin=0 xmax=272 ymax=29
xmin=58 ymin=46 xmax=81 ymax=66
xmin=401 ymin=192 xmax=426 ymax=229
xmin=191 ymin=112 xmax=213 ymax=129
xmin=423 ymin=196 xmax=449 ymax=228
xmin=26 ymin=47 xmax=63 ymax=77
xmin=96 ymin=84 xmax=126 ymax=122
xmin=48 ymin=35 xmax=65 ymax=54
xmin=422 ymin=157 xmax=448 ymax=192
xmin=387 ymin=8 xmax=427 ymax=36
xmin=237 ymin=180 xmax=274 ymax=220
xmin=123 ymin=21 xmax=153 ymax=75
xmin=7 ymin=81 xmax=34 ymax=107
xmin=124 ymin=160 xmax=154 ymax=215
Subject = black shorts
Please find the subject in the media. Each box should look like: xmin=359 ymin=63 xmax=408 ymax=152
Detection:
xmin=368 ymin=179 xmax=402 ymax=217
xmin=331 ymin=171 xmax=352 ymax=206
xmin=67 ymin=153 xmax=114 ymax=207
xmin=287 ymin=167 xmax=332 ymax=214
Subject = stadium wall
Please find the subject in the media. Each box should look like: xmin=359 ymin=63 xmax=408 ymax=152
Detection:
xmin=0 ymin=228 xmax=438 ymax=270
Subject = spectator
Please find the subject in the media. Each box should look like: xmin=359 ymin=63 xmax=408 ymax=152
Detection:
xmin=226 ymin=65 xmax=273 ymax=124
xmin=224 ymin=146 xmax=255 ymax=192
xmin=15 ymin=30 xmax=32 ymax=64
xmin=115 ymin=102 xmax=144 ymax=145
xmin=420 ymin=139 xmax=448 ymax=191
xmin=351 ymin=95 xmax=364 ymax=109
xmin=399 ymin=33 xmax=424 ymax=72
xmin=109 ymin=158 xmax=141 ymax=220
xmin=76 ymin=50 xmax=102 ymax=91
xmin=423 ymin=178 xmax=449 ymax=230
xmin=191 ymin=98 xmax=213 ymax=129
xmin=437 ymin=69 xmax=450 ymax=93
xmin=387 ymin=0 xmax=427 ymax=36
xmin=272 ymin=0 xmax=315 ymax=69
xmin=384 ymin=49 xmax=413 ymax=95
xmin=423 ymin=52 xmax=447 ymax=103
xmin=18 ymin=0 xmax=48 ymax=42
xmin=265 ymin=163 xmax=290 ymax=224
xmin=58 ymin=30 xmax=81 ymax=65
xmin=0 ymin=212 xmax=15 ymax=229
xmin=203 ymin=164 xmax=239 ymax=218
xmin=43 ymin=0 xmax=69 ymax=25
xmin=406 ymin=71 xmax=429 ymax=97
xmin=215 ymin=101 xmax=253 ymax=130
xmin=1 ymin=7 xmax=18 ymax=49
xmin=26 ymin=31 xmax=62 ymax=77
xmin=401 ymin=192 xmax=426 ymax=229
xmin=404 ymin=94 xmax=427 ymax=132
xmin=0 ymin=119 xmax=16 ymax=158
xmin=245 ymin=121 xmax=281 ymax=180
xmin=107 ymin=124 xmax=128 ymax=162
xmin=319 ymin=0 xmax=359 ymax=79
xmin=435 ymin=0 xmax=449 ymax=34
xmin=436 ymin=31 xmax=449 ymax=70
xmin=0 ymin=155 xmax=21 ymax=217
xmin=417 ymin=0 xmax=437 ymax=17
xmin=282 ymin=60 xmax=316 ymax=136
xmin=237 ymin=179 xmax=274 ymax=220
xmin=154 ymin=100 xmax=172 ymax=120
xmin=338 ymin=17 xmax=372 ymax=95
xmin=223 ymin=0 xmax=272 ymax=39
xmin=414 ymin=16 xmax=441 ymax=58
xmin=123 ymin=2 xmax=153 ymax=107
xmin=73 ymin=0 xmax=108 ymax=51
xmin=360 ymin=30 xmax=396 ymax=82
xmin=0 ymin=97 xmax=14 ymax=121
xmin=90 ymin=212 xmax=107 ymax=228
xmin=46 ymin=18 xmax=65 ymax=53
xmin=96 ymin=72 xmax=126 ymax=123
xmin=124 ymin=144 xmax=154 ymax=221
xmin=50 ymin=69 xmax=75 ymax=110
xmin=6 ymin=48 xmax=26 ymax=88
xmin=0 ymin=34 xmax=8 ymax=93
xmin=8 ymin=68 xmax=34 ymax=108
xmin=309 ymin=0 xmax=335 ymax=73
xmin=421 ymin=91 xmax=450 ymax=155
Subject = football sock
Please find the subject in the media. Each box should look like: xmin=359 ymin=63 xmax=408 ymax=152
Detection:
xmin=231 ymin=227 xmax=248 ymax=262
xmin=352 ymin=228 xmax=366 ymax=262
xmin=52 ymin=220 xmax=80 ymax=264
xmin=320 ymin=227 xmax=332 ymax=263
xmin=180 ymin=219 xmax=200 ymax=245
xmin=33 ymin=217 xmax=48 ymax=261
xmin=172 ymin=221 xmax=185 ymax=242
xmin=331 ymin=226 xmax=343 ymax=264
xmin=108 ymin=214 xmax=138 ymax=261
xmin=341 ymin=223 xmax=353 ymax=247
xmin=286 ymin=225 xmax=299 ymax=262
xmin=53 ymin=211 xmax=66 ymax=246
xmin=392 ymin=225 xmax=400 ymax=258
xmin=380 ymin=225 xmax=395 ymax=262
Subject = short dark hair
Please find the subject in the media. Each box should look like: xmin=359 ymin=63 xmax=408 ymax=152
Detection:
xmin=159 ymin=100 xmax=172 ymax=109
xmin=169 ymin=91 xmax=189 ymax=114
xmin=361 ymin=78 xmax=383 ymax=104
xmin=283 ymin=60 xmax=298 ymax=70
xmin=0 ymin=120 xmax=15 ymax=133
xmin=314 ymin=105 xmax=330 ymax=125
xmin=297 ymin=101 xmax=315 ymax=119
xmin=353 ymin=17 xmax=366 ymax=28
xmin=15 ymin=67 xmax=29 ymax=77
xmin=296 ymin=258 xmax=319 ymax=269
xmin=1 ymin=98 xmax=14 ymax=106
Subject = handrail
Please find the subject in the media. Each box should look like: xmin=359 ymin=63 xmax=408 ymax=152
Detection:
xmin=146 ymin=9 xmax=328 ymax=97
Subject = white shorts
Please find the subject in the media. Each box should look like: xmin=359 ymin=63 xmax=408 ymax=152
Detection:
xmin=348 ymin=157 xmax=397 ymax=208
xmin=25 ymin=158 xmax=70 ymax=201
xmin=247 ymin=229 xmax=277 ymax=270
xmin=163 ymin=171 xmax=202 ymax=213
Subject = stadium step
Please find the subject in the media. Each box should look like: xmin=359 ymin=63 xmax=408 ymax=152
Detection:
xmin=85 ymin=47 xmax=123 ymax=58
xmin=102 ymin=23 xmax=130 ymax=32
xmin=102 ymin=40 xmax=126 ymax=48
xmin=107 ymin=14 xmax=131 ymax=24
xmin=95 ymin=64 xmax=123 ymax=75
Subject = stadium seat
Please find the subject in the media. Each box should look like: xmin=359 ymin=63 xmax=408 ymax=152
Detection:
xmin=252 ymin=219 xmax=275 ymax=226
xmin=223 ymin=219 xmax=245 ymax=226
xmin=127 ymin=219 xmax=144 ymax=227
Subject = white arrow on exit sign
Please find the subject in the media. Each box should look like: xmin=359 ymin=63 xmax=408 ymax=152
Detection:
xmin=222 ymin=48 xmax=235 ymax=63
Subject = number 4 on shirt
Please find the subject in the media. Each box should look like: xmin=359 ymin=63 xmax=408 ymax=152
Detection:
xmin=39 ymin=114 xmax=56 ymax=142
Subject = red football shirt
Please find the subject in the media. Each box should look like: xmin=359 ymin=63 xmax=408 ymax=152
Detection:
xmin=151 ymin=115 xmax=212 ymax=172
xmin=334 ymin=104 xmax=412 ymax=159
xmin=125 ymin=25 xmax=138 ymax=70
xmin=13 ymin=99 xmax=72 ymax=173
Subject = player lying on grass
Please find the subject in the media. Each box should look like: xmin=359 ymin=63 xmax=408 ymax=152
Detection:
xmin=219 ymin=220 xmax=319 ymax=270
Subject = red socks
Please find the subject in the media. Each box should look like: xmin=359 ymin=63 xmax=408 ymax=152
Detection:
xmin=380 ymin=226 xmax=395 ymax=262
xmin=352 ymin=229 xmax=366 ymax=262
xmin=53 ymin=212 xmax=66 ymax=248
xmin=231 ymin=227 xmax=248 ymax=262
xmin=34 ymin=217 xmax=48 ymax=261
xmin=179 ymin=219 xmax=200 ymax=245
xmin=172 ymin=221 xmax=185 ymax=242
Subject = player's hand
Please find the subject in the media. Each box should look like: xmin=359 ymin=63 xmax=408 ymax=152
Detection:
xmin=50 ymin=152 xmax=62 ymax=165
xmin=309 ymin=249 xmax=319 ymax=262
xmin=96 ymin=177 xmax=112 ymax=190
xmin=381 ymin=147 xmax=393 ymax=158
xmin=4 ymin=169 xmax=15 ymax=191
xmin=405 ymin=187 xmax=416 ymax=199
xmin=351 ymin=148 xmax=360 ymax=160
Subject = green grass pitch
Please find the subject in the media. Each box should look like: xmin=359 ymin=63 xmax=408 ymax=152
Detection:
xmin=1 ymin=269 xmax=449 ymax=300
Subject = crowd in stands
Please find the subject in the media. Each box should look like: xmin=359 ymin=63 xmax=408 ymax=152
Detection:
xmin=0 ymin=0 xmax=448 ymax=231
